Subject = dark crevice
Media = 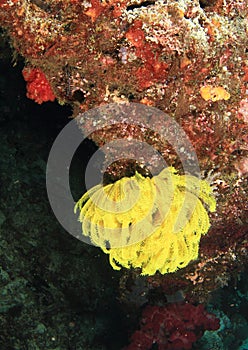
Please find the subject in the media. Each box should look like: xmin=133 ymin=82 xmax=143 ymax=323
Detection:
xmin=126 ymin=0 xmax=155 ymax=11
xmin=199 ymin=0 xmax=217 ymax=9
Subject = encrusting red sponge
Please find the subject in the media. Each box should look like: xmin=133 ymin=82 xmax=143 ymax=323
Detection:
xmin=22 ymin=67 xmax=55 ymax=104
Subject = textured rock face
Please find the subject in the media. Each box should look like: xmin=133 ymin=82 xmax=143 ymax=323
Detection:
xmin=0 ymin=0 xmax=248 ymax=112
xmin=1 ymin=0 xmax=247 ymax=299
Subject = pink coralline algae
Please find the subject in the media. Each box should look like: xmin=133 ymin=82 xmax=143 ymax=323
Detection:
xmin=22 ymin=68 xmax=56 ymax=104
xmin=239 ymin=98 xmax=248 ymax=124
xmin=125 ymin=302 xmax=220 ymax=350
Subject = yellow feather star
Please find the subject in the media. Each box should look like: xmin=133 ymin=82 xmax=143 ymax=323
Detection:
xmin=74 ymin=167 xmax=216 ymax=275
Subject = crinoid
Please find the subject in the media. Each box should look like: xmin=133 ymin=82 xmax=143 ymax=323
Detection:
xmin=75 ymin=167 xmax=216 ymax=275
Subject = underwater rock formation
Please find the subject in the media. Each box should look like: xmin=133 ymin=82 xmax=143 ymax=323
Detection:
xmin=1 ymin=1 xmax=247 ymax=344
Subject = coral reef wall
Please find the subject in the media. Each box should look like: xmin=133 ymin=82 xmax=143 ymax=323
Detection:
xmin=0 ymin=1 xmax=247 ymax=347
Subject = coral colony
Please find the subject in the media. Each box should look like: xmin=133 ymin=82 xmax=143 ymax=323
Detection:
xmin=1 ymin=0 xmax=247 ymax=348
xmin=125 ymin=303 xmax=220 ymax=350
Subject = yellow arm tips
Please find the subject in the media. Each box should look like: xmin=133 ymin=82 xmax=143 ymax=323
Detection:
xmin=75 ymin=167 xmax=216 ymax=276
